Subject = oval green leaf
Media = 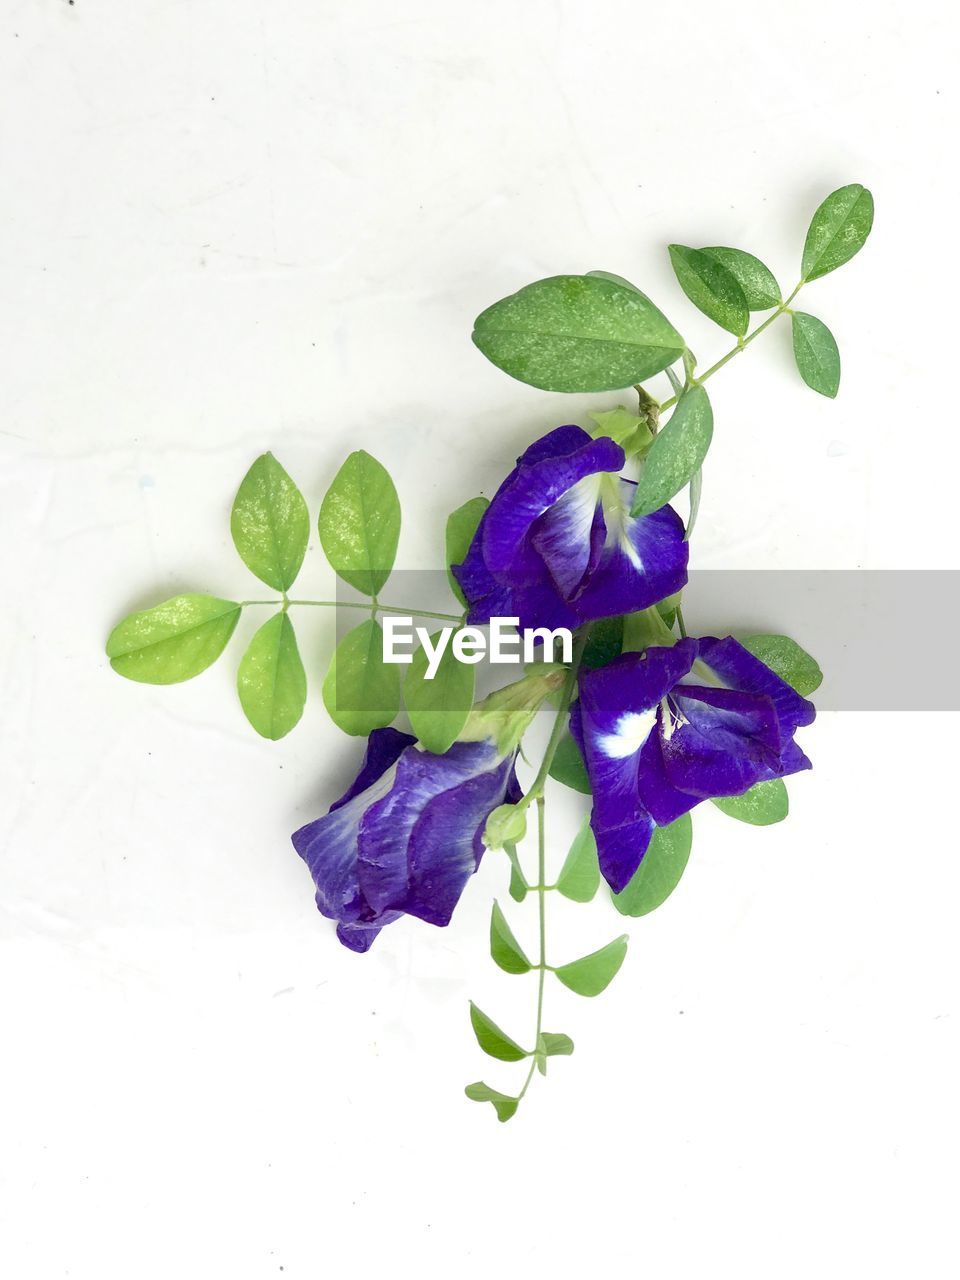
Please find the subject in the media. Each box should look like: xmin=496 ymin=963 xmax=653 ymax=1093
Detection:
xmin=801 ymin=184 xmax=874 ymax=282
xmin=445 ymin=496 xmax=488 ymax=606
xmin=472 ymin=274 xmax=686 ymax=393
xmin=547 ymin=731 xmax=591 ymax=795
xmin=490 ymin=902 xmax=531 ymax=975
xmin=612 ymin=813 xmax=693 ymax=918
xmin=741 ymin=634 xmax=823 ymax=696
xmin=792 ymin=312 xmax=841 ymax=398
xmin=556 ymin=819 xmax=600 ymax=903
xmin=540 ymin=1032 xmax=574 ymax=1057
xmin=668 ymin=245 xmax=749 ymax=336
xmin=505 ymin=842 xmax=528 ymax=903
xmin=230 ymin=453 xmax=310 ymax=592
xmin=631 ymin=384 xmax=714 ymax=518
xmin=318 ymin=451 xmax=400 ymax=596
xmin=106 ymin=594 xmax=241 ymax=685
xmin=464 ymin=1081 xmax=519 ymax=1123
xmin=322 ymin=618 xmax=400 ymax=736
xmin=553 ymin=935 xmax=628 ymax=997
xmin=402 ymin=630 xmax=475 ymax=754
xmin=469 ymin=1001 xmax=528 ymax=1062
xmin=712 ymin=778 xmax=788 ymax=825
xmin=236 ymin=612 xmax=307 ymax=740
xmin=700 ymin=246 xmax=781 ymax=309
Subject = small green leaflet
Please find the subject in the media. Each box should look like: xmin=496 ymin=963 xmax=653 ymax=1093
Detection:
xmin=318 ymin=451 xmax=400 ymax=596
xmin=792 ymin=312 xmax=840 ymax=398
xmin=668 ymin=245 xmax=749 ymax=337
xmin=464 ymin=1082 xmax=519 ymax=1123
xmin=505 ymin=842 xmax=528 ymax=903
xmin=589 ymin=407 xmax=654 ymax=457
xmin=712 ymin=778 xmax=788 ymax=825
xmin=490 ymin=902 xmax=532 ymax=975
xmin=700 ymin=247 xmax=781 ymax=310
xmin=322 ymin=618 xmax=400 ymax=736
xmin=556 ymin=819 xmax=600 ymax=902
xmin=230 ymin=453 xmax=310 ymax=593
xmin=236 ymin=612 xmax=307 ymax=740
xmin=469 ymin=1001 xmax=528 ymax=1062
xmin=445 ymin=496 xmax=488 ymax=607
xmin=801 ymin=184 xmax=874 ymax=282
xmin=539 ymin=1032 xmax=574 ymax=1057
xmin=106 ymin=594 xmax=241 ymax=684
xmin=612 ymin=813 xmax=693 ymax=918
xmin=472 ymin=274 xmax=686 ymax=393
xmin=402 ymin=630 xmax=475 ymax=754
xmin=631 ymin=384 xmax=713 ymax=518
xmin=741 ymin=634 xmax=822 ymax=696
xmin=581 ymin=616 xmax=625 ymax=669
xmin=547 ymin=731 xmax=591 ymax=794
xmin=554 ymin=935 xmax=628 ymax=997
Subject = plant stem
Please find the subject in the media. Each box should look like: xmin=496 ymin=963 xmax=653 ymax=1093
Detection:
xmin=518 ymin=794 xmax=548 ymax=1100
xmin=523 ymin=626 xmax=591 ymax=804
xmin=243 ymin=598 xmax=463 ymax=623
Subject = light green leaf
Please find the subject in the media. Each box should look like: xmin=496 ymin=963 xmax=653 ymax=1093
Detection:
xmin=712 ymin=779 xmax=789 ymax=825
xmin=236 ymin=612 xmax=307 ymax=740
xmin=741 ymin=634 xmax=823 ymax=696
xmin=792 ymin=312 xmax=841 ymax=398
xmin=556 ymin=819 xmax=600 ymax=902
xmin=464 ymin=1082 xmax=520 ymax=1123
xmin=589 ymin=407 xmax=654 ymax=456
xmin=801 ymin=183 xmax=874 ymax=281
xmin=469 ymin=1002 xmax=528 ymax=1062
xmin=472 ymin=274 xmax=686 ymax=393
xmin=402 ymin=630 xmax=475 ymax=754
xmin=230 ymin=453 xmax=310 ymax=592
xmin=490 ymin=902 xmax=532 ymax=975
xmin=505 ymin=842 xmax=528 ymax=903
xmin=631 ymin=384 xmax=714 ymax=517
xmin=668 ymin=245 xmax=749 ymax=336
xmin=547 ymin=731 xmax=591 ymax=795
xmin=321 ymin=618 xmax=400 ymax=736
xmin=540 ymin=1032 xmax=574 ymax=1057
xmin=318 ymin=451 xmax=400 ymax=596
xmin=612 ymin=813 xmax=693 ymax=918
xmin=445 ymin=496 xmax=488 ymax=606
xmin=554 ymin=935 xmax=628 ymax=997
xmin=106 ymin=594 xmax=241 ymax=685
xmin=700 ymin=246 xmax=781 ymax=309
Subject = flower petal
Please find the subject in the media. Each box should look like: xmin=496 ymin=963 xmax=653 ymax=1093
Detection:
xmin=696 ymin=636 xmax=816 ymax=732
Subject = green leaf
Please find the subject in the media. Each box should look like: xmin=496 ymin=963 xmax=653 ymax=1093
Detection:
xmin=472 ymin=274 xmax=686 ymax=393
xmin=445 ymin=496 xmax=488 ymax=607
xmin=464 ymin=1082 xmax=520 ymax=1123
xmin=540 ymin=1032 xmax=574 ymax=1057
xmin=547 ymin=731 xmax=591 ymax=795
xmin=106 ymin=594 xmax=241 ymax=684
xmin=490 ymin=902 xmax=532 ymax=975
xmin=556 ymin=819 xmax=600 ymax=902
xmin=230 ymin=453 xmax=310 ymax=592
xmin=801 ymin=183 xmax=874 ymax=282
xmin=322 ymin=619 xmax=400 ymax=736
xmin=318 ymin=451 xmax=400 ymax=596
xmin=612 ymin=813 xmax=693 ymax=917
xmin=741 ymin=634 xmax=823 ymax=696
xmin=402 ymin=630 xmax=475 ymax=754
xmin=554 ymin=935 xmax=628 ymax=997
xmin=631 ymin=384 xmax=714 ymax=517
xmin=668 ymin=245 xmax=749 ymax=336
xmin=581 ymin=615 xmax=625 ymax=670
xmin=469 ymin=1002 xmax=528 ymax=1062
xmin=505 ymin=843 xmax=528 ymax=903
xmin=792 ymin=312 xmax=841 ymax=398
xmin=236 ymin=612 xmax=307 ymax=740
xmin=712 ymin=779 xmax=788 ymax=825
xmin=699 ymin=246 xmax=781 ymax=309
xmin=586 ymin=269 xmax=645 ymax=293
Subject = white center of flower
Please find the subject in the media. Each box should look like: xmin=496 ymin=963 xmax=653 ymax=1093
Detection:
xmin=598 ymin=707 xmax=658 ymax=759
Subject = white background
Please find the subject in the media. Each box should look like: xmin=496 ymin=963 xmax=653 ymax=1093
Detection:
xmin=1 ymin=2 xmax=957 ymax=1276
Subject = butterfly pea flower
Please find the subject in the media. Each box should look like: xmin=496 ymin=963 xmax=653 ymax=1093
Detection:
xmin=452 ymin=424 xmax=689 ymax=631
xmin=570 ymin=637 xmax=816 ymax=894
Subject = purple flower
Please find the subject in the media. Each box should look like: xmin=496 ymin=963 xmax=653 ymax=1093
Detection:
xmin=571 ymin=637 xmax=815 ymax=893
xmin=292 ymin=728 xmax=521 ymax=953
xmin=452 ymin=425 xmax=688 ymax=631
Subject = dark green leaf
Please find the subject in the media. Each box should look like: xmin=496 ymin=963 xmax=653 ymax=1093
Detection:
xmin=402 ymin=630 xmax=475 ymax=754
xmin=490 ymin=902 xmax=532 ymax=975
xmin=581 ymin=615 xmax=624 ymax=669
xmin=668 ymin=245 xmax=749 ymax=336
xmin=741 ymin=634 xmax=823 ymax=696
xmin=469 ymin=1002 xmax=528 ymax=1062
xmin=801 ymin=184 xmax=874 ymax=281
xmin=700 ymin=246 xmax=781 ymax=309
xmin=445 ymin=496 xmax=488 ymax=607
xmin=322 ymin=618 xmax=400 ymax=736
xmin=792 ymin=312 xmax=841 ymax=398
xmin=556 ymin=819 xmax=600 ymax=902
xmin=236 ymin=612 xmax=307 ymax=740
xmin=586 ymin=269 xmax=645 ymax=293
xmin=465 ymin=1082 xmax=520 ymax=1123
xmin=106 ymin=594 xmax=241 ymax=684
xmin=712 ymin=779 xmax=788 ymax=825
xmin=505 ymin=842 xmax=528 ymax=903
xmin=631 ymin=384 xmax=713 ymax=517
xmin=230 ymin=453 xmax=310 ymax=592
xmin=472 ymin=275 xmax=685 ymax=393
xmin=554 ymin=935 xmax=628 ymax=997
xmin=318 ymin=451 xmax=400 ymax=596
xmin=548 ymin=731 xmax=591 ymax=795
xmin=612 ymin=813 xmax=693 ymax=917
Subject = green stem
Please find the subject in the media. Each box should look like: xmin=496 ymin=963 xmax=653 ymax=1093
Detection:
xmin=518 ymin=794 xmax=548 ymax=1101
xmin=243 ymin=598 xmax=463 ymax=623
xmin=521 ymin=627 xmax=591 ymax=805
